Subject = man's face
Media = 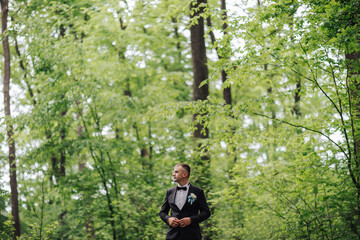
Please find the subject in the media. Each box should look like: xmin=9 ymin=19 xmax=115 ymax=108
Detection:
xmin=173 ymin=165 xmax=187 ymax=183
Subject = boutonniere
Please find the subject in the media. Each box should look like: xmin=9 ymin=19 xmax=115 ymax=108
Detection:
xmin=188 ymin=193 xmax=197 ymax=205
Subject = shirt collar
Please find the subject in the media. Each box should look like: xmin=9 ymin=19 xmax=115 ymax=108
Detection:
xmin=177 ymin=182 xmax=190 ymax=188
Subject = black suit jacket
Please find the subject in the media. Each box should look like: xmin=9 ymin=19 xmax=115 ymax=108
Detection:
xmin=159 ymin=184 xmax=211 ymax=240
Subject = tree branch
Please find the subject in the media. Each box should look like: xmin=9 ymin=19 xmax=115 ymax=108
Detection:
xmin=252 ymin=112 xmax=349 ymax=160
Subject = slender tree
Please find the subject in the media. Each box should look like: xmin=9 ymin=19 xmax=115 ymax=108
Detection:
xmin=77 ymin=122 xmax=96 ymax=239
xmin=207 ymin=0 xmax=231 ymax=106
xmin=1 ymin=0 xmax=21 ymax=238
xmin=220 ymin=0 xmax=231 ymax=106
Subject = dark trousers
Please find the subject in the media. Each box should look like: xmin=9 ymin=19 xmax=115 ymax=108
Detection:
xmin=170 ymin=236 xmax=183 ymax=240
xmin=168 ymin=232 xmax=198 ymax=240
xmin=166 ymin=228 xmax=200 ymax=240
xmin=166 ymin=231 xmax=183 ymax=240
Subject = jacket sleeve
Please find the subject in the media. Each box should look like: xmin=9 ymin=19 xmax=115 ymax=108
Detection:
xmin=159 ymin=189 xmax=171 ymax=225
xmin=190 ymin=189 xmax=211 ymax=225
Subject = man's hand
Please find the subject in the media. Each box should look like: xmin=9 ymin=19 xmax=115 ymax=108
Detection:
xmin=168 ymin=217 xmax=179 ymax=228
xmin=179 ymin=217 xmax=191 ymax=227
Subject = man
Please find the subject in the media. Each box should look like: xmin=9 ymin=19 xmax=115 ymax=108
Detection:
xmin=159 ymin=164 xmax=211 ymax=240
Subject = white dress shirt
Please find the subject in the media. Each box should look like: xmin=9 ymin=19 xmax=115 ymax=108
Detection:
xmin=175 ymin=182 xmax=190 ymax=210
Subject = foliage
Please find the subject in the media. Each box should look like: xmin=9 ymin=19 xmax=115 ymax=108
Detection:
xmin=0 ymin=0 xmax=359 ymax=239
xmin=0 ymin=188 xmax=13 ymax=239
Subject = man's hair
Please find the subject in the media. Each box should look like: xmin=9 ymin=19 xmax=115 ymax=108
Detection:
xmin=176 ymin=163 xmax=191 ymax=178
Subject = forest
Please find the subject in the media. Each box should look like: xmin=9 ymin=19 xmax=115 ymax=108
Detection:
xmin=0 ymin=0 xmax=360 ymax=239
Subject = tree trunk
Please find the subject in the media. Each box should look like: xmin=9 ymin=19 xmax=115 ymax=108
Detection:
xmin=347 ymin=49 xmax=360 ymax=168
xmin=342 ymin=1 xmax=360 ymax=232
xmin=206 ymin=0 xmax=231 ymax=106
xmin=60 ymin=111 xmax=67 ymax=177
xmin=77 ymin=122 xmax=96 ymax=239
xmin=190 ymin=1 xmax=212 ymax=239
xmin=1 ymin=0 xmax=21 ymax=238
xmin=191 ymin=0 xmax=209 ymax=139
xmin=292 ymin=77 xmax=302 ymax=117
xmin=172 ymin=17 xmax=182 ymax=62
xmin=347 ymin=48 xmax=360 ymax=228
xmin=220 ymin=0 xmax=231 ymax=106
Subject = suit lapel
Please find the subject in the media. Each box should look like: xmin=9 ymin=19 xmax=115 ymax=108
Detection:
xmin=181 ymin=184 xmax=194 ymax=210
xmin=169 ymin=187 xmax=180 ymax=211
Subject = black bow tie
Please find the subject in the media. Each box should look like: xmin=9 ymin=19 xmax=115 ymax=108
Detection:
xmin=177 ymin=186 xmax=187 ymax=191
